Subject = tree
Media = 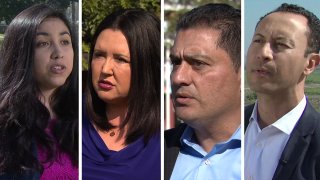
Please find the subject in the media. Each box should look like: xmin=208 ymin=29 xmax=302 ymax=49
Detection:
xmin=82 ymin=0 xmax=160 ymax=70
xmin=82 ymin=0 xmax=160 ymax=44
xmin=0 ymin=0 xmax=78 ymax=24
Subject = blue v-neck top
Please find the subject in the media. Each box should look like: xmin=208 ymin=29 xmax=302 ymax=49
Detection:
xmin=82 ymin=116 xmax=160 ymax=180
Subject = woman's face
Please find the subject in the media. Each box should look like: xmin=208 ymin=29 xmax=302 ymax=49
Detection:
xmin=34 ymin=17 xmax=74 ymax=92
xmin=91 ymin=29 xmax=131 ymax=105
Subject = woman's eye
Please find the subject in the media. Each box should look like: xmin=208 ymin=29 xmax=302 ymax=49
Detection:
xmin=93 ymin=52 xmax=103 ymax=59
xmin=36 ymin=41 xmax=49 ymax=47
xmin=61 ymin=40 xmax=71 ymax=45
xmin=115 ymin=57 xmax=129 ymax=64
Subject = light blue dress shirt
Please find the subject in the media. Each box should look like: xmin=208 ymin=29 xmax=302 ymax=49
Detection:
xmin=170 ymin=126 xmax=241 ymax=180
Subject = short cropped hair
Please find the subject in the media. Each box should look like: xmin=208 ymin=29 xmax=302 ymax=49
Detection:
xmin=257 ymin=3 xmax=320 ymax=56
xmin=176 ymin=3 xmax=241 ymax=71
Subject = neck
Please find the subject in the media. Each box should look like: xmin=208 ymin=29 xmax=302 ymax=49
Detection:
xmin=192 ymin=106 xmax=241 ymax=152
xmin=256 ymin=86 xmax=305 ymax=128
xmin=38 ymin=88 xmax=56 ymax=119
xmin=106 ymin=103 xmax=128 ymax=127
xmin=95 ymin=102 xmax=129 ymax=151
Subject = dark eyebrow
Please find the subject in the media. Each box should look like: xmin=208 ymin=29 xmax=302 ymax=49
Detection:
xmin=93 ymin=49 xmax=106 ymax=56
xmin=184 ymin=54 xmax=212 ymax=61
xmin=169 ymin=53 xmax=179 ymax=60
xmin=36 ymin=32 xmax=49 ymax=36
xmin=253 ymin=33 xmax=264 ymax=38
xmin=36 ymin=31 xmax=70 ymax=36
xmin=60 ymin=31 xmax=71 ymax=36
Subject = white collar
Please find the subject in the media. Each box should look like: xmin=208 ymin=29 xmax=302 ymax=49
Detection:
xmin=250 ymin=96 xmax=306 ymax=135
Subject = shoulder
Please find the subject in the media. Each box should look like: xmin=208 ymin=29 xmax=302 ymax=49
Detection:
xmin=245 ymin=103 xmax=255 ymax=129
xmin=164 ymin=123 xmax=187 ymax=148
xmin=297 ymin=101 xmax=320 ymax=133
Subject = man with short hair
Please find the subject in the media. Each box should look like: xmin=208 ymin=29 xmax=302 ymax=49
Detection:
xmin=245 ymin=3 xmax=320 ymax=180
xmin=164 ymin=4 xmax=241 ymax=180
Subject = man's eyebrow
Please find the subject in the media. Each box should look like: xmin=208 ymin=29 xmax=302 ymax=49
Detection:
xmin=169 ymin=53 xmax=179 ymax=59
xmin=253 ymin=33 xmax=264 ymax=38
xmin=184 ymin=54 xmax=212 ymax=61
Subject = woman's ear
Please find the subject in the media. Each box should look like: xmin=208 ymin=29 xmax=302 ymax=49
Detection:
xmin=304 ymin=53 xmax=320 ymax=75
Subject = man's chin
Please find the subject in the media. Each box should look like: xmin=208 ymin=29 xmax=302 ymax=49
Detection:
xmin=175 ymin=108 xmax=197 ymax=122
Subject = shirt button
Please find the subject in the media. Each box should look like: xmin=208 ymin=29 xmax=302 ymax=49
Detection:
xmin=256 ymin=142 xmax=262 ymax=147
xmin=204 ymin=159 xmax=211 ymax=165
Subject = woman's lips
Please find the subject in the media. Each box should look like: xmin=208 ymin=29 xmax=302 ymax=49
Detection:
xmin=98 ymin=80 xmax=114 ymax=90
xmin=50 ymin=64 xmax=66 ymax=74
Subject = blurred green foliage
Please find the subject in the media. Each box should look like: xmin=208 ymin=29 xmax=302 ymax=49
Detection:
xmin=82 ymin=0 xmax=160 ymax=70
xmin=0 ymin=0 xmax=76 ymax=24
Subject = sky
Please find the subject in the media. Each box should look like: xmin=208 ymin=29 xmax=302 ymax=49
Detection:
xmin=244 ymin=0 xmax=320 ymax=57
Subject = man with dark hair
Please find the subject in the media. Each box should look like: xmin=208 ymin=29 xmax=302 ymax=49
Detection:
xmin=165 ymin=4 xmax=241 ymax=180
xmin=245 ymin=3 xmax=320 ymax=180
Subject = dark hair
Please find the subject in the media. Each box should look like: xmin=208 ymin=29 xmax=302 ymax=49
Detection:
xmin=0 ymin=4 xmax=78 ymax=174
xmin=176 ymin=3 xmax=241 ymax=71
xmin=257 ymin=3 xmax=320 ymax=56
xmin=85 ymin=8 xmax=160 ymax=144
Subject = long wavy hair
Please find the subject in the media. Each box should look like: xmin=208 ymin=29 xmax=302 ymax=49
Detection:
xmin=0 ymin=4 xmax=78 ymax=174
xmin=85 ymin=8 xmax=160 ymax=144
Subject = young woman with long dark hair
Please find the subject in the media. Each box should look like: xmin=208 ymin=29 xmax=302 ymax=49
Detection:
xmin=0 ymin=4 xmax=78 ymax=179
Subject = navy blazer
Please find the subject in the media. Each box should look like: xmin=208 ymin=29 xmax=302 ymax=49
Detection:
xmin=245 ymin=101 xmax=320 ymax=180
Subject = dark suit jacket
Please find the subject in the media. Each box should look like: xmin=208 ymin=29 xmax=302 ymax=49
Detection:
xmin=245 ymin=101 xmax=320 ymax=180
xmin=164 ymin=124 xmax=187 ymax=180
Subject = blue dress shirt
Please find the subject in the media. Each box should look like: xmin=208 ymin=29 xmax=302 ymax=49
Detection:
xmin=170 ymin=126 xmax=241 ymax=180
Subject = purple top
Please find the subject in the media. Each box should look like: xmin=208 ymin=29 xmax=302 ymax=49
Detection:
xmin=38 ymin=119 xmax=78 ymax=180
xmin=82 ymin=116 xmax=160 ymax=180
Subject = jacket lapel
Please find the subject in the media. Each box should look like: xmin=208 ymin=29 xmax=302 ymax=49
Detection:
xmin=164 ymin=124 xmax=187 ymax=180
xmin=272 ymin=102 xmax=318 ymax=180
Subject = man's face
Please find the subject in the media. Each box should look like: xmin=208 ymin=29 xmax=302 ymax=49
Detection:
xmin=170 ymin=28 xmax=240 ymax=125
xmin=246 ymin=12 xmax=310 ymax=95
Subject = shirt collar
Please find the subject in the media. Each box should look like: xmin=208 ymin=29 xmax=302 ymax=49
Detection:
xmin=250 ymin=96 xmax=307 ymax=135
xmin=179 ymin=125 xmax=241 ymax=157
xmin=180 ymin=125 xmax=241 ymax=144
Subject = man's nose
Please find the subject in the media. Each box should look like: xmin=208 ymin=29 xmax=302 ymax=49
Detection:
xmin=171 ymin=61 xmax=192 ymax=86
xmin=258 ymin=43 xmax=273 ymax=61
